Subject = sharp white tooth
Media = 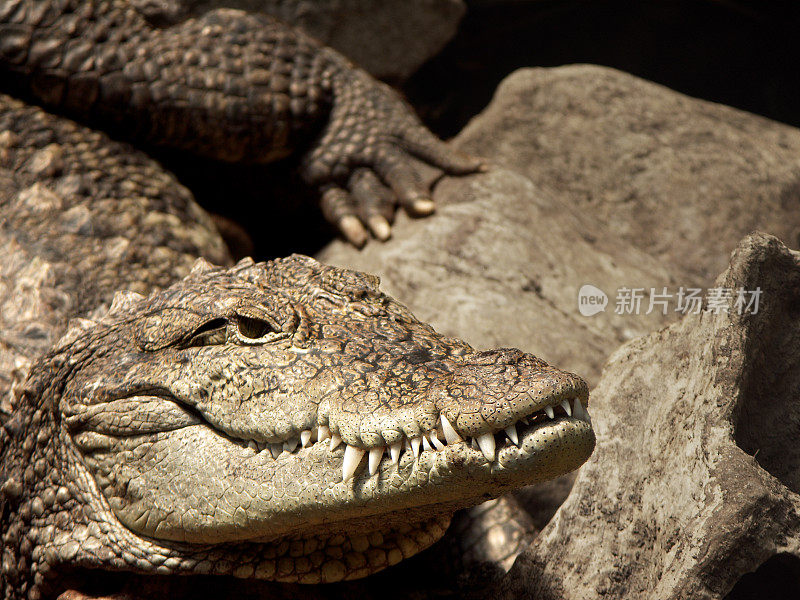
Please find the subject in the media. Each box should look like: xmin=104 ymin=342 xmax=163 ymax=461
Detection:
xmin=504 ymin=424 xmax=519 ymax=446
xmin=429 ymin=431 xmax=445 ymax=451
xmin=390 ymin=441 xmax=402 ymax=463
xmin=477 ymin=433 xmax=496 ymax=462
xmin=248 ymin=441 xmax=258 ymax=451
xmin=561 ymin=399 xmax=572 ymax=417
xmin=404 ymin=437 xmax=411 ymax=452
xmin=329 ymin=433 xmax=343 ymax=451
xmin=368 ymin=447 xmax=383 ymax=475
xmin=545 ymin=406 xmax=555 ymax=420
xmin=573 ymin=398 xmax=585 ymax=421
xmin=283 ymin=438 xmax=299 ymax=452
xmin=440 ymin=414 xmax=463 ymax=444
xmin=422 ymin=435 xmax=433 ymax=452
xmin=411 ymin=436 xmax=421 ymax=458
xmin=317 ymin=425 xmax=331 ymax=441
xmin=270 ymin=444 xmax=282 ymax=459
xmin=342 ymin=445 xmax=365 ymax=481
xmin=300 ymin=430 xmax=312 ymax=447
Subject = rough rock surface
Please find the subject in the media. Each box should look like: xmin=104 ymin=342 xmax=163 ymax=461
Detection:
xmin=179 ymin=0 xmax=465 ymax=81
xmin=320 ymin=67 xmax=800 ymax=596
xmin=498 ymin=233 xmax=800 ymax=599
xmin=455 ymin=65 xmax=800 ymax=287
xmin=319 ymin=167 xmax=674 ymax=387
xmin=322 ymin=64 xmax=800 ymax=386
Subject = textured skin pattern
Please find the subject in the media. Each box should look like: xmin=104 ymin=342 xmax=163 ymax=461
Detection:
xmin=0 ymin=0 xmax=482 ymax=243
xmin=0 ymin=3 xmax=593 ymax=598
xmin=0 ymin=92 xmax=229 ymax=411
xmin=0 ymin=94 xmax=595 ymax=598
xmin=1 ymin=257 xmax=595 ymax=598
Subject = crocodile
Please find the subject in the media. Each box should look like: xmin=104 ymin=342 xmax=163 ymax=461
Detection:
xmin=0 ymin=2 xmax=596 ymax=598
xmin=0 ymin=97 xmax=595 ymax=598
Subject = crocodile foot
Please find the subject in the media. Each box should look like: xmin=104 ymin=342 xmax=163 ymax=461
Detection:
xmin=301 ymin=69 xmax=484 ymax=246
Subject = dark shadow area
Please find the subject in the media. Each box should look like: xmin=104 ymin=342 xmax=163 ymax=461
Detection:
xmin=62 ymin=533 xmax=483 ymax=600
xmin=406 ymin=0 xmax=800 ymax=139
xmin=733 ymin=251 xmax=800 ymax=494
xmin=724 ymin=553 xmax=800 ymax=599
xmin=513 ymin=473 xmax=576 ymax=530
xmin=150 ymin=149 xmax=338 ymax=262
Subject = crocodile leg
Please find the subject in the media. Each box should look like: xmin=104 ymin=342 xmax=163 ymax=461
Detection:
xmin=0 ymin=0 xmax=483 ymax=243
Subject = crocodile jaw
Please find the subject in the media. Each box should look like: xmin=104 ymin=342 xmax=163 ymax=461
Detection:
xmin=78 ymin=401 xmax=594 ymax=545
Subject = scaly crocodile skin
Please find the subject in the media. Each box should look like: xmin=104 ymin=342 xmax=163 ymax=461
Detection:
xmin=0 ymin=0 xmax=482 ymax=244
xmin=0 ymin=94 xmax=594 ymax=599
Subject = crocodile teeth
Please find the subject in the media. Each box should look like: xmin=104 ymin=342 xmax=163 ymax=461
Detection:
xmin=317 ymin=425 xmax=331 ymax=442
xmin=440 ymin=414 xmax=462 ymax=444
xmin=270 ymin=444 xmax=282 ymax=459
xmin=422 ymin=435 xmax=433 ymax=452
xmin=574 ymin=398 xmax=592 ymax=423
xmin=477 ymin=433 xmax=496 ymax=462
xmin=330 ymin=433 xmax=343 ymax=451
xmin=404 ymin=437 xmax=412 ymax=452
xmin=283 ymin=438 xmax=299 ymax=453
xmin=429 ymin=431 xmax=445 ymax=451
xmin=471 ymin=438 xmax=479 ymax=450
xmin=342 ymin=445 xmax=365 ymax=481
xmin=561 ymin=399 xmax=572 ymax=417
xmin=248 ymin=441 xmax=258 ymax=452
xmin=545 ymin=406 xmax=555 ymax=419
xmin=368 ymin=447 xmax=383 ymax=475
xmin=390 ymin=441 xmax=402 ymax=463
xmin=505 ymin=424 xmax=519 ymax=446
xmin=300 ymin=430 xmax=312 ymax=447
xmin=410 ymin=436 xmax=421 ymax=458
xmin=573 ymin=398 xmax=585 ymax=420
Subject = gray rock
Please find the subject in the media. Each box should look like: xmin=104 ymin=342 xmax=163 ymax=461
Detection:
xmin=499 ymin=233 xmax=800 ymax=599
xmin=455 ymin=64 xmax=800 ymax=287
xmin=319 ymin=167 xmax=674 ymax=387
xmin=183 ymin=0 xmax=465 ymax=81
xmin=322 ymin=64 xmax=800 ymax=385
xmin=320 ymin=67 xmax=800 ymax=594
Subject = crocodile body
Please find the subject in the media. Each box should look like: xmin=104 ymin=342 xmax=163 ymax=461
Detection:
xmin=0 ymin=2 xmax=596 ymax=598
xmin=0 ymin=0 xmax=482 ymax=245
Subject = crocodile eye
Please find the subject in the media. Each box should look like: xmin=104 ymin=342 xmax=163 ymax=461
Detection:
xmin=235 ymin=315 xmax=274 ymax=340
xmin=184 ymin=318 xmax=228 ymax=347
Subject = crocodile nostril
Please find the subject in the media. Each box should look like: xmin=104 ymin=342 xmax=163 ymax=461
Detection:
xmin=405 ymin=348 xmax=432 ymax=364
xmin=467 ymin=348 xmax=527 ymax=365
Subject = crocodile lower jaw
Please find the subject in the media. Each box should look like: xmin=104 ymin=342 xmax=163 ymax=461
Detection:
xmin=100 ymin=408 xmax=593 ymax=545
xmin=239 ymin=395 xmax=592 ymax=482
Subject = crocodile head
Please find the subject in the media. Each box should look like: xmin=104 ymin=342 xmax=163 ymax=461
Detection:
xmin=5 ymin=255 xmax=594 ymax=589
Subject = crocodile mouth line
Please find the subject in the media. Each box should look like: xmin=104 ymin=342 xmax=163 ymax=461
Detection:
xmin=237 ymin=395 xmax=592 ymax=482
